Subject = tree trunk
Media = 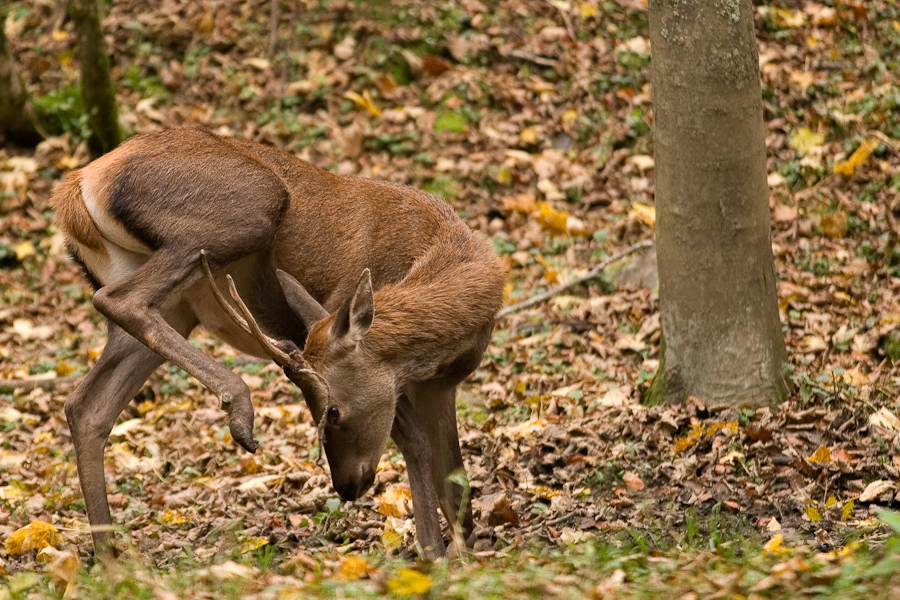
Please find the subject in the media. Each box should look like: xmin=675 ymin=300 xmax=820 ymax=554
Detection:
xmin=69 ymin=0 xmax=120 ymax=156
xmin=646 ymin=0 xmax=788 ymax=407
xmin=0 ymin=10 xmax=42 ymax=146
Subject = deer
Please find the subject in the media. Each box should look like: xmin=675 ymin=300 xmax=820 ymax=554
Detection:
xmin=52 ymin=127 xmax=506 ymax=559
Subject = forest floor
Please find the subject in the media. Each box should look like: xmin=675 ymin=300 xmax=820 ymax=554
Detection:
xmin=2 ymin=0 xmax=900 ymax=597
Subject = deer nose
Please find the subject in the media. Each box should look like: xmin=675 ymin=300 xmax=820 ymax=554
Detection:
xmin=335 ymin=467 xmax=376 ymax=501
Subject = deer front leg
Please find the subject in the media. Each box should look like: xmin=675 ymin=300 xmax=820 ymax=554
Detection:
xmin=65 ymin=320 xmax=169 ymax=552
xmin=92 ymin=250 xmax=257 ymax=452
xmin=391 ymin=394 xmax=445 ymax=559
xmin=408 ymin=381 xmax=475 ymax=548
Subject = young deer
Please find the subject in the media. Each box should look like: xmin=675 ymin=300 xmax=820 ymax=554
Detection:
xmin=53 ymin=127 xmax=506 ymax=558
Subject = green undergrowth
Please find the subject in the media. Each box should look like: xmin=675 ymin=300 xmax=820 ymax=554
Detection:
xmin=3 ymin=523 xmax=899 ymax=600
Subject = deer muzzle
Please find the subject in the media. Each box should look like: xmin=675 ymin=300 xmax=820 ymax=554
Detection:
xmin=333 ymin=466 xmax=376 ymax=501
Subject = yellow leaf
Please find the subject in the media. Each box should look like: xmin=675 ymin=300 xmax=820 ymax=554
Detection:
xmin=629 ymin=202 xmax=656 ymax=228
xmin=344 ymin=91 xmax=381 ymax=117
xmin=196 ymin=11 xmax=215 ymax=34
xmin=495 ymin=167 xmax=512 ymax=184
xmin=54 ymin=360 xmax=75 ymax=376
xmin=535 ymin=202 xmax=569 ymax=235
xmin=381 ymin=520 xmax=403 ymax=551
xmin=531 ymin=485 xmax=561 ymax=500
xmin=535 ymin=254 xmax=559 ymax=284
xmin=339 ymin=556 xmax=369 ymax=580
xmin=842 ymin=499 xmax=854 ymax=521
xmin=772 ymin=8 xmax=806 ymax=27
xmin=51 ymin=29 xmax=68 ymax=41
xmin=789 ymin=127 xmax=825 ymax=155
xmin=520 ymin=127 xmax=538 ymax=144
xmin=562 ymin=109 xmax=578 ymax=123
xmin=579 ymin=2 xmax=598 ymax=19
xmin=807 ymin=445 xmax=832 ymax=464
xmin=806 ymin=505 xmax=822 ymax=522
xmin=239 ymin=536 xmax=269 ymax=554
xmin=825 ymin=496 xmax=837 ymax=508
xmin=763 ymin=533 xmax=783 ymax=554
xmin=834 ymin=139 xmax=877 ymax=176
xmin=375 ymin=485 xmax=412 ymax=518
xmin=819 ymin=211 xmax=847 ymax=238
xmin=14 ymin=241 xmax=35 ymax=260
xmin=4 ymin=521 xmax=61 ymax=555
xmin=159 ymin=509 xmax=190 ymax=525
xmin=388 ymin=569 xmax=432 ymax=595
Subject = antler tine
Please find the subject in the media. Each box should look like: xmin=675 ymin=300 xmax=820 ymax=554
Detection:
xmin=200 ymin=250 xmax=252 ymax=335
xmin=224 ymin=274 xmax=295 ymax=366
xmin=200 ymin=250 xmax=294 ymax=367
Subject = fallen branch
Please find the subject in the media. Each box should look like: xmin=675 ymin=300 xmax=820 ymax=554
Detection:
xmin=0 ymin=375 xmax=81 ymax=392
xmin=505 ymin=49 xmax=558 ymax=68
xmin=497 ymin=239 xmax=654 ymax=319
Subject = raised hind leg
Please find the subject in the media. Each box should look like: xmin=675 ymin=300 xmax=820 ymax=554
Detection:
xmin=92 ymin=249 xmax=258 ymax=452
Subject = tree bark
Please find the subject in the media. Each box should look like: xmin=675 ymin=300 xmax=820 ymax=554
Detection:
xmin=0 ymin=10 xmax=42 ymax=146
xmin=69 ymin=0 xmax=120 ymax=156
xmin=647 ymin=0 xmax=789 ymax=407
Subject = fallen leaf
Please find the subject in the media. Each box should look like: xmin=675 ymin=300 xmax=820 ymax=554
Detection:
xmin=773 ymin=204 xmax=798 ymax=222
xmin=807 ymin=445 xmax=832 ymax=464
xmin=819 ymin=212 xmax=847 ymax=238
xmin=14 ymin=241 xmax=35 ymax=260
xmin=239 ymin=536 xmax=269 ymax=554
xmin=375 ymin=485 xmax=412 ymax=518
xmin=422 ymin=54 xmax=452 ymax=76
xmin=5 ymin=521 xmax=61 ymax=555
xmin=834 ymin=139 xmax=877 ymax=176
xmin=623 ymin=471 xmax=644 ymax=491
xmin=869 ymin=407 xmax=900 ymax=432
xmin=207 ymin=561 xmax=254 ymax=580
xmin=344 ymin=91 xmax=381 ymax=117
xmin=789 ymin=127 xmax=825 ymax=154
xmin=339 ymin=556 xmax=369 ymax=580
xmin=859 ymin=480 xmax=896 ymax=502
xmin=388 ymin=569 xmax=432 ymax=595
xmin=806 ymin=505 xmax=822 ymax=522
xmin=842 ymin=500 xmax=854 ymax=521
xmin=763 ymin=533 xmax=784 ymax=554
xmin=629 ymin=202 xmax=656 ymax=227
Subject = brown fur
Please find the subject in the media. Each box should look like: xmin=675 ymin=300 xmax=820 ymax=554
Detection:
xmin=52 ymin=171 xmax=107 ymax=256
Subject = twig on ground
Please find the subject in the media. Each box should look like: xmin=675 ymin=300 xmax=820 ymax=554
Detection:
xmin=496 ymin=240 xmax=654 ymax=319
xmin=0 ymin=375 xmax=80 ymax=392
xmin=505 ymin=49 xmax=558 ymax=68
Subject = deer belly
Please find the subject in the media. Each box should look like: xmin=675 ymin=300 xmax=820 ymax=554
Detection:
xmin=185 ymin=283 xmax=271 ymax=359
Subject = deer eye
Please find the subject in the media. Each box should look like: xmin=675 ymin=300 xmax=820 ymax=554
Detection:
xmin=326 ymin=406 xmax=340 ymax=424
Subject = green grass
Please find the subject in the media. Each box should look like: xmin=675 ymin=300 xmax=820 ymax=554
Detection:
xmin=3 ymin=528 xmax=899 ymax=600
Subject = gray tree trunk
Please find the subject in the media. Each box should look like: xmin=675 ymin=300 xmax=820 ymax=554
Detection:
xmin=0 ymin=9 xmax=42 ymax=146
xmin=69 ymin=0 xmax=120 ymax=156
xmin=646 ymin=0 xmax=789 ymax=407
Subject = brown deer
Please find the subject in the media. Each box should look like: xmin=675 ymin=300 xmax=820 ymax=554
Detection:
xmin=53 ymin=127 xmax=506 ymax=558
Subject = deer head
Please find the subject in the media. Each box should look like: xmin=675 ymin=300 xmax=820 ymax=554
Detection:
xmin=201 ymin=252 xmax=396 ymax=501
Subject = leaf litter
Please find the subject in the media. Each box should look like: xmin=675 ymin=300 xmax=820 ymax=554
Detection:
xmin=1 ymin=0 xmax=900 ymax=596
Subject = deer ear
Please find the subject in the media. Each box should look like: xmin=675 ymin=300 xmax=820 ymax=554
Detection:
xmin=277 ymin=269 xmax=328 ymax=328
xmin=332 ymin=269 xmax=374 ymax=342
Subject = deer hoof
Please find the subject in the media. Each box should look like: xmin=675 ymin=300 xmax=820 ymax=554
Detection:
xmin=229 ymin=421 xmax=259 ymax=453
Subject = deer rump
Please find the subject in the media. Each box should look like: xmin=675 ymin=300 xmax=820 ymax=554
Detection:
xmin=54 ymin=127 xmax=506 ymax=558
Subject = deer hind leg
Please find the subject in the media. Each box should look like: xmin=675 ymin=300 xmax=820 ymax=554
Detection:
xmin=91 ymin=248 xmax=258 ymax=452
xmin=407 ymin=381 xmax=475 ymax=548
xmin=65 ymin=310 xmax=194 ymax=553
